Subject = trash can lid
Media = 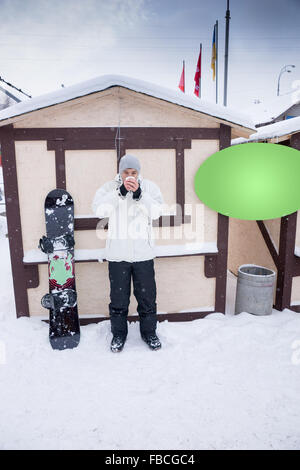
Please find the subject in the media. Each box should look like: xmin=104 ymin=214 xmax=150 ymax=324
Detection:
xmin=238 ymin=264 xmax=275 ymax=277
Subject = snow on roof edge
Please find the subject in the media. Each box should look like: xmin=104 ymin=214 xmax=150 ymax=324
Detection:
xmin=231 ymin=115 xmax=300 ymax=145
xmin=0 ymin=74 xmax=256 ymax=130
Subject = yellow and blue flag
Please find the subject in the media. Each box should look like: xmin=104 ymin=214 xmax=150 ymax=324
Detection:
xmin=211 ymin=24 xmax=216 ymax=81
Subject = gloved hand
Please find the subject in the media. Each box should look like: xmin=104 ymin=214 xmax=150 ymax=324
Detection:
xmin=132 ymin=186 xmax=142 ymax=200
xmin=119 ymin=183 xmax=129 ymax=197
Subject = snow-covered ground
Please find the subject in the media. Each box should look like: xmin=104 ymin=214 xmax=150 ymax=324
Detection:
xmin=0 ymin=167 xmax=5 ymax=215
xmin=0 ymin=230 xmax=300 ymax=450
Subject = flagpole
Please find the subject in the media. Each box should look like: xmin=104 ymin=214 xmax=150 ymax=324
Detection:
xmin=199 ymin=43 xmax=202 ymax=98
xmin=215 ymin=20 xmax=218 ymax=104
xmin=183 ymin=59 xmax=185 ymax=92
xmin=223 ymin=0 xmax=231 ymax=106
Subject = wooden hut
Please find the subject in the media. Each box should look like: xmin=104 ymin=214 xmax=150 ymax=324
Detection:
xmin=230 ymin=116 xmax=300 ymax=313
xmin=0 ymin=75 xmax=255 ymax=323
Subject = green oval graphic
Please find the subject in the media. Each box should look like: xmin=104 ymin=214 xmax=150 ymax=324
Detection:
xmin=194 ymin=143 xmax=300 ymax=220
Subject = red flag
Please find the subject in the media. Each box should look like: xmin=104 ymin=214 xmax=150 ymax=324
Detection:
xmin=178 ymin=61 xmax=185 ymax=92
xmin=194 ymin=46 xmax=201 ymax=97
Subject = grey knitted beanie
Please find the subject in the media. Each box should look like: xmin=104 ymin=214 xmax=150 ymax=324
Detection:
xmin=119 ymin=153 xmax=141 ymax=175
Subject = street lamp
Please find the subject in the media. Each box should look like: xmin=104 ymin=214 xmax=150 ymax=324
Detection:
xmin=277 ymin=65 xmax=296 ymax=96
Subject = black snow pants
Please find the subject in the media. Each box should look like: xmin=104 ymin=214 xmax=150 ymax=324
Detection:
xmin=108 ymin=259 xmax=157 ymax=338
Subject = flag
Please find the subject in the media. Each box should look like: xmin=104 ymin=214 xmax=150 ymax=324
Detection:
xmin=178 ymin=61 xmax=185 ymax=92
xmin=211 ymin=24 xmax=216 ymax=81
xmin=194 ymin=46 xmax=201 ymax=97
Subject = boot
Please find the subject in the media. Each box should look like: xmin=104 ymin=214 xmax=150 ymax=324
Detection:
xmin=110 ymin=335 xmax=127 ymax=353
xmin=141 ymin=332 xmax=162 ymax=351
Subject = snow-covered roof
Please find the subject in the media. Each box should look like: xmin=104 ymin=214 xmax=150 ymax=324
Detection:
xmin=0 ymin=83 xmax=30 ymax=110
xmin=0 ymin=74 xmax=255 ymax=131
xmin=245 ymin=93 xmax=300 ymax=126
xmin=231 ymin=115 xmax=300 ymax=145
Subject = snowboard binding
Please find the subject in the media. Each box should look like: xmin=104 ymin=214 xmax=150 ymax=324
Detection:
xmin=39 ymin=234 xmax=75 ymax=254
xmin=41 ymin=289 xmax=77 ymax=310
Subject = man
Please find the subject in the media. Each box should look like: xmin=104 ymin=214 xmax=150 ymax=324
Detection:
xmin=92 ymin=153 xmax=164 ymax=353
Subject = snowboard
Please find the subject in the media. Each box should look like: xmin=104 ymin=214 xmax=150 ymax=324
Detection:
xmin=39 ymin=189 xmax=80 ymax=350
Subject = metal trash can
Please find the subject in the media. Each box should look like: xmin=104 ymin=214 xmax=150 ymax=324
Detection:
xmin=234 ymin=264 xmax=276 ymax=316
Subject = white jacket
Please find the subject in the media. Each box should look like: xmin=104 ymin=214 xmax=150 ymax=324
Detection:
xmin=92 ymin=173 xmax=164 ymax=262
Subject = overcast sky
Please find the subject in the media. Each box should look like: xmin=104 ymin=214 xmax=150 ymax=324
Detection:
xmin=0 ymin=0 xmax=299 ymax=110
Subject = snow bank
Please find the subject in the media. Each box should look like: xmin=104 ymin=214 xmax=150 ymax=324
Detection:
xmin=0 ymin=237 xmax=15 ymax=322
xmin=1 ymin=236 xmax=300 ymax=450
xmin=0 ymin=167 xmax=5 ymax=214
xmin=0 ymin=216 xmax=7 ymax=238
